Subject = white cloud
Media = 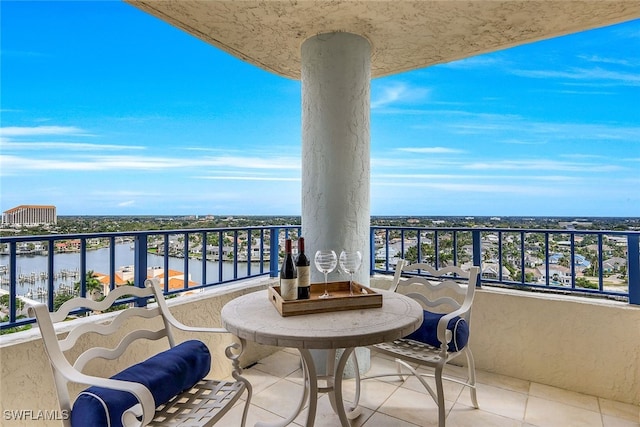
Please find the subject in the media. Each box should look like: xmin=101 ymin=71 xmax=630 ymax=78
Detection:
xmin=371 ymin=156 xmax=460 ymax=170
xmin=442 ymin=113 xmax=640 ymax=142
xmin=375 ymin=173 xmax=581 ymax=183
xmin=438 ymin=55 xmax=506 ymax=69
xmin=95 ymin=190 xmax=159 ymax=197
xmin=510 ymin=67 xmax=640 ymax=86
xmin=1 ymin=142 xmax=145 ymax=151
xmin=372 ymin=83 xmax=407 ymax=109
xmin=463 ymin=159 xmax=625 ymax=173
xmin=560 ymin=153 xmax=606 ymax=160
xmin=371 ymin=155 xmax=631 ymax=178
xmin=0 ymin=153 xmax=301 ymax=174
xmin=373 ymin=180 xmax=563 ymax=196
xmin=500 ymin=138 xmax=547 ymax=146
xmin=371 ymin=82 xmax=430 ymax=109
xmin=376 ymin=173 xmax=471 ymax=180
xmin=195 ymin=176 xmax=300 ymax=182
xmin=397 ymin=147 xmax=465 ymax=154
xmin=577 ymin=55 xmax=634 ymax=67
xmin=208 ymin=155 xmax=300 ymax=170
xmin=0 ymin=126 xmax=90 ymax=137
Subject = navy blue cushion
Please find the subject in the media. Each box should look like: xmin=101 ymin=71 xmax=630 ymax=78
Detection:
xmin=405 ymin=310 xmax=469 ymax=352
xmin=71 ymin=339 xmax=211 ymax=427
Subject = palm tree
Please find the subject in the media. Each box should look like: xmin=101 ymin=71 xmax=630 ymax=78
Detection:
xmin=74 ymin=270 xmax=103 ymax=300
xmin=0 ymin=294 xmax=25 ymax=312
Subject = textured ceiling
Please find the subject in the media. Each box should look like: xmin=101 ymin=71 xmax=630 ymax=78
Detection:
xmin=126 ymin=1 xmax=640 ymax=80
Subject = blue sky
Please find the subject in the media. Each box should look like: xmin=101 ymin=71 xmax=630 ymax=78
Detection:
xmin=1 ymin=2 xmax=639 ymax=217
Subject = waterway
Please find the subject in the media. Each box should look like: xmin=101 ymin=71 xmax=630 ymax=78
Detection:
xmin=0 ymin=243 xmax=268 ymax=300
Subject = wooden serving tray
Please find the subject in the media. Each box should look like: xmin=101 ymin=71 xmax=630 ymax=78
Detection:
xmin=268 ymin=281 xmax=382 ymax=317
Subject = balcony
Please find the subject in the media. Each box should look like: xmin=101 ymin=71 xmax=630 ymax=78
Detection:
xmin=222 ymin=348 xmax=640 ymax=426
xmin=1 ymin=225 xmax=639 ymax=425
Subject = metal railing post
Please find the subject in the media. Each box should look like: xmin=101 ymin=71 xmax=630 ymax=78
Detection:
xmin=217 ymin=231 xmax=223 ymax=282
xmin=434 ymin=230 xmax=439 ymax=268
xmin=183 ymin=232 xmax=190 ymax=290
xmin=8 ymin=241 xmax=17 ymax=324
xmin=47 ymin=240 xmax=55 ymax=309
xmin=270 ymin=227 xmax=280 ymax=277
xmin=109 ymin=236 xmax=116 ymax=292
xmin=370 ymin=228 xmax=376 ymax=275
xmin=472 ymin=230 xmax=482 ymax=287
xmin=79 ymin=238 xmax=87 ymax=297
xmin=201 ymin=232 xmax=207 ymax=286
xmin=134 ymin=233 xmax=148 ymax=307
xmin=628 ymin=234 xmax=639 ymax=305
xmin=233 ymin=230 xmax=239 ymax=279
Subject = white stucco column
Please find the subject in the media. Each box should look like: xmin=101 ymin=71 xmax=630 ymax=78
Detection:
xmin=301 ymin=32 xmax=371 ymax=285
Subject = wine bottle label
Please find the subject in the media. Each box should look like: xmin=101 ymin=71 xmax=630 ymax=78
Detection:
xmin=280 ymin=278 xmax=298 ymax=301
xmin=297 ymin=266 xmax=310 ymax=288
xmin=297 ymin=266 xmax=310 ymax=299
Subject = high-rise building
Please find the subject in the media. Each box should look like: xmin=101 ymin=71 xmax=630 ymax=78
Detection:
xmin=2 ymin=205 xmax=57 ymax=226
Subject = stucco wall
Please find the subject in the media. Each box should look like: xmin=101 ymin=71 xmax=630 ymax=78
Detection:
xmin=0 ymin=277 xmax=279 ymax=427
xmin=370 ymin=276 xmax=640 ymax=405
xmin=471 ymin=287 xmax=640 ymax=406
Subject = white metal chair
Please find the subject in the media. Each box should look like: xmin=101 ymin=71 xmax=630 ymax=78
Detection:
xmin=363 ymin=260 xmax=480 ymax=427
xmin=29 ymin=279 xmax=252 ymax=427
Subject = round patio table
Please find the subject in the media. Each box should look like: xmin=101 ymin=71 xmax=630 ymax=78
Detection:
xmin=221 ymin=288 xmax=422 ymax=427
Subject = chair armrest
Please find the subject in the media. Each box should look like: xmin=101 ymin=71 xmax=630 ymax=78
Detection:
xmin=168 ymin=322 xmax=229 ymax=334
xmin=225 ymin=341 xmax=244 ymax=377
xmin=146 ymin=278 xmax=229 ymax=334
xmin=390 ymin=259 xmax=408 ymax=292
xmin=436 ymin=306 xmax=471 ymax=350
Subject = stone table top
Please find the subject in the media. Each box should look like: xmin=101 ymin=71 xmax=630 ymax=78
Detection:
xmin=221 ymin=289 xmax=423 ymax=350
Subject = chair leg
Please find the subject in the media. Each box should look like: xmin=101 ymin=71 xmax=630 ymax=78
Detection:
xmin=394 ymin=359 xmax=408 ymax=382
xmin=232 ymin=338 xmax=253 ymax=427
xmin=396 ymin=359 xmax=438 ymax=403
xmin=464 ymin=348 xmax=479 ymax=409
xmin=435 ymin=365 xmax=446 ymax=427
xmin=240 ymin=386 xmax=252 ymax=427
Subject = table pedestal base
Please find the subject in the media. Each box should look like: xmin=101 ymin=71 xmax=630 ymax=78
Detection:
xmin=255 ymin=347 xmax=361 ymax=427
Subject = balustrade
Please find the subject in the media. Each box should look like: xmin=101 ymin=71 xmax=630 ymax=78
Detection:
xmin=1 ymin=225 xmax=638 ymax=331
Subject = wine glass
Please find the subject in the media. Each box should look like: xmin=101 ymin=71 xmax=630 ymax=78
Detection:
xmin=339 ymin=250 xmax=362 ymax=295
xmin=314 ymin=250 xmax=337 ymax=299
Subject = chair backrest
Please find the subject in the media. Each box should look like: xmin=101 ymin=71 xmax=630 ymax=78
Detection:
xmin=28 ymin=279 xmax=174 ymax=421
xmin=391 ymin=261 xmax=480 ymax=324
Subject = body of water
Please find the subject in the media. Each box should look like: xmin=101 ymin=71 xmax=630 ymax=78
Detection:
xmin=0 ymin=243 xmax=268 ymax=299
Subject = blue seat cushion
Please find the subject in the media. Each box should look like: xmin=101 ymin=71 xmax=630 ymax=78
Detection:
xmin=404 ymin=310 xmax=469 ymax=352
xmin=71 ymin=339 xmax=211 ymax=427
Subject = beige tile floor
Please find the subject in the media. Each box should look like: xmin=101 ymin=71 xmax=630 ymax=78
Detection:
xmin=220 ymin=348 xmax=639 ymax=427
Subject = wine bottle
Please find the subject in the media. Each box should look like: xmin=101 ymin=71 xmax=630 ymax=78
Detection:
xmin=279 ymin=239 xmax=297 ymax=300
xmin=296 ymin=237 xmax=311 ymax=299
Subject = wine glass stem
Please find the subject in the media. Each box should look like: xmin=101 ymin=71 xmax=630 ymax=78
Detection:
xmin=349 ymin=273 xmax=354 ymax=295
xmin=324 ymin=272 xmax=328 ymax=295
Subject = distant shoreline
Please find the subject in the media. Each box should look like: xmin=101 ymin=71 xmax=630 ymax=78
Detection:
xmin=53 ymin=215 xmax=640 ymax=220
xmin=3 ymin=215 xmax=638 ymax=238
